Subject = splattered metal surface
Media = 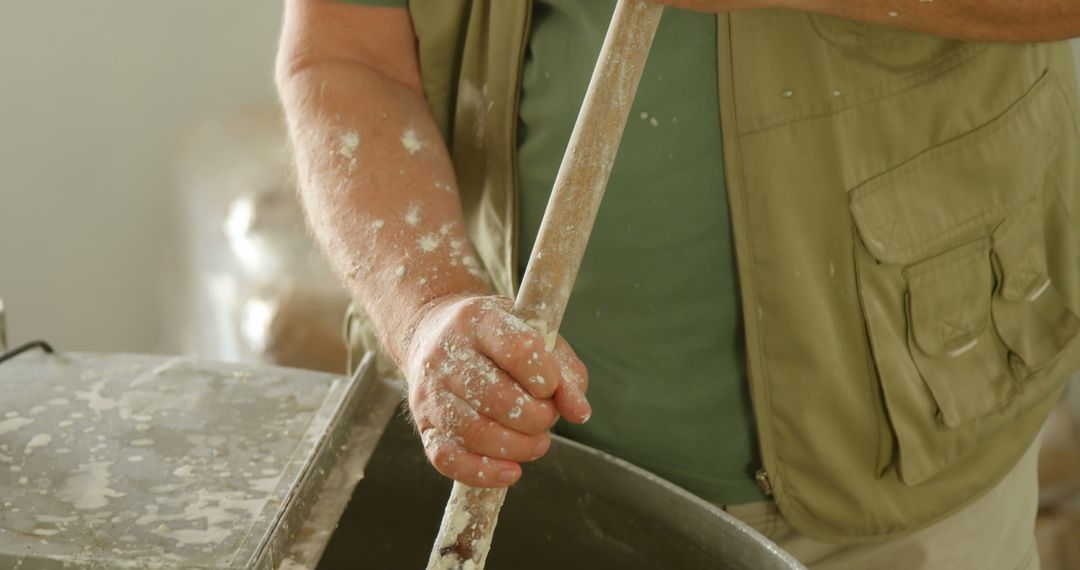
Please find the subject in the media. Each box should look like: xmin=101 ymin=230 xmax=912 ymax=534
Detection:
xmin=0 ymin=352 xmax=375 ymax=569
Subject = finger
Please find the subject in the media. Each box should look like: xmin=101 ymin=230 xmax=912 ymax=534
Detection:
xmin=552 ymin=336 xmax=591 ymax=424
xmin=554 ymin=336 xmax=589 ymax=393
xmin=460 ymin=415 xmax=551 ymax=463
xmin=442 ymin=347 xmax=558 ymax=435
xmin=474 ymin=308 xmax=563 ymax=400
xmin=428 ymin=389 xmax=551 ymax=462
xmin=420 ymin=427 xmax=522 ymax=488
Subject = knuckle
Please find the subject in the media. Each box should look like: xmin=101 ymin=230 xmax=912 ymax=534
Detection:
xmin=410 ymin=379 xmax=434 ymax=404
xmin=460 ymin=416 xmax=491 ymax=447
xmin=428 ymin=443 xmax=455 ymax=470
xmin=524 ymin=373 xmax=556 ymax=398
xmin=534 ymin=401 xmax=559 ymax=427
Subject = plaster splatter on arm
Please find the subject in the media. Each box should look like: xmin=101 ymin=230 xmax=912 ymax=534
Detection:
xmin=276 ymin=2 xmax=589 ymax=494
xmin=277 ymin=17 xmax=491 ymax=364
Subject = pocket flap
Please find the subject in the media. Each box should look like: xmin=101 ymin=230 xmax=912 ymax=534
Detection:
xmin=905 ymin=239 xmax=992 ymax=357
xmin=993 ymin=199 xmax=1051 ymax=302
xmin=850 ymin=72 xmax=1057 ymax=265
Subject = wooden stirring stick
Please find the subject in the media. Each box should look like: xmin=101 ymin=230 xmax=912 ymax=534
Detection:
xmin=426 ymin=2 xmax=665 ymax=568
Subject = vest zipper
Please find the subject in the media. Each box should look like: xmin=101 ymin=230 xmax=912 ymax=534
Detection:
xmin=715 ymin=15 xmax=778 ymax=502
xmin=754 ymin=468 xmax=773 ymax=496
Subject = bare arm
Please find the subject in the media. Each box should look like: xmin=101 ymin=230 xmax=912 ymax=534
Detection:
xmin=655 ymin=0 xmax=1080 ymax=42
xmin=276 ymin=1 xmax=590 ymax=488
xmin=276 ymin=2 xmax=481 ymax=359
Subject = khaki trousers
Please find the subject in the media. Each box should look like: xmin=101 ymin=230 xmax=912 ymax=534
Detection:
xmin=723 ymin=437 xmax=1042 ymax=570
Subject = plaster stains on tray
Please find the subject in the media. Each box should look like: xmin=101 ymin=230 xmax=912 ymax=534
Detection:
xmin=0 ymin=417 xmax=34 ymax=437
xmin=401 ymin=128 xmax=424 ymax=155
xmin=75 ymin=379 xmax=119 ymax=414
xmin=58 ymin=461 xmax=126 ymax=510
xmin=0 ymin=353 xmax=357 ymax=566
xmin=172 ymin=465 xmax=195 ymax=478
xmin=137 ymin=490 xmax=266 ymax=546
xmin=24 ymin=434 xmax=52 ymax=453
xmin=250 ymin=477 xmax=279 ymax=493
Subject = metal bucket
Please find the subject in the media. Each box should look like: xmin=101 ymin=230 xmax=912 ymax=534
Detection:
xmin=321 ymin=413 xmax=803 ymax=569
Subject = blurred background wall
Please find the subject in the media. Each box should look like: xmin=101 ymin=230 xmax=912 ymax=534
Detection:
xmin=0 ymin=2 xmax=283 ymax=354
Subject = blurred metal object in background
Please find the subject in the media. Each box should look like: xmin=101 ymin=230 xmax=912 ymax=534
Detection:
xmin=171 ymin=108 xmax=351 ymax=374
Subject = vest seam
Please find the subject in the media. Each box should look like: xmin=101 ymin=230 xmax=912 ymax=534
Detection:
xmin=850 ymin=68 xmax=1053 ymax=203
xmin=738 ymin=43 xmax=987 ymax=136
xmin=506 ymin=0 xmax=533 ymax=296
xmin=716 ymin=13 xmax=785 ymax=512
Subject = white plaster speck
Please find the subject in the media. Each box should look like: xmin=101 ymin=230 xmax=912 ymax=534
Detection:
xmin=25 ymin=434 xmax=52 ymax=452
xmin=337 ymin=131 xmax=360 ymax=159
xmin=404 ymin=203 xmax=422 ymax=226
xmin=401 ymin=128 xmax=424 ymax=154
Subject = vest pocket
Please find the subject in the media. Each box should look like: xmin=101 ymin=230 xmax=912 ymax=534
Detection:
xmin=991 ymin=198 xmax=1080 ymax=376
xmin=904 ymin=239 xmax=1017 ymax=430
xmin=848 ymin=71 xmax=1072 ymax=486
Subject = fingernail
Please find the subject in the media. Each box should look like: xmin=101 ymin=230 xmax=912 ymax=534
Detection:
xmin=532 ymin=438 xmax=550 ymax=459
xmin=581 ymin=403 xmax=592 ymax=423
xmin=498 ymin=470 xmax=518 ymax=484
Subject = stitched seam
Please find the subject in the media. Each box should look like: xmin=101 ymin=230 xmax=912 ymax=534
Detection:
xmin=851 ymin=73 xmax=1052 ymax=204
xmin=740 ymin=43 xmax=986 ymax=135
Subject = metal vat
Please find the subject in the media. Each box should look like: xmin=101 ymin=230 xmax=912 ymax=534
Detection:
xmin=321 ymin=413 xmax=803 ymax=569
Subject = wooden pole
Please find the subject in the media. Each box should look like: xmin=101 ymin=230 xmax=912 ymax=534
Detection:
xmin=426 ymin=2 xmax=664 ymax=568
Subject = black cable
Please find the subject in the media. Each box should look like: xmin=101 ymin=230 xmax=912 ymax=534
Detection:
xmin=0 ymin=341 xmax=55 ymax=366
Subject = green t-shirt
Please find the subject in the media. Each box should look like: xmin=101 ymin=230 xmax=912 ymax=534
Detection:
xmin=341 ymin=0 xmax=762 ymax=504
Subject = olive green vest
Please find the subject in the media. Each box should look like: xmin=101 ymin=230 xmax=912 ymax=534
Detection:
xmin=396 ymin=1 xmax=1080 ymax=542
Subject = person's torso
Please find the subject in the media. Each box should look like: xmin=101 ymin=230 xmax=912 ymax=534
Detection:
xmin=516 ymin=0 xmax=761 ymax=504
xmin=405 ymin=0 xmax=1080 ymax=542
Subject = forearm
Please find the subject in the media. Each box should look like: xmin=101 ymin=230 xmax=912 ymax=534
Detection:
xmin=278 ymin=59 xmax=489 ymax=364
xmin=792 ymin=0 xmax=1080 ymax=42
xmin=658 ymin=0 xmax=1080 ymax=42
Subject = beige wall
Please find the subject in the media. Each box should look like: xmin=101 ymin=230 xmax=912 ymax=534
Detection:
xmin=0 ymin=2 xmax=283 ymax=353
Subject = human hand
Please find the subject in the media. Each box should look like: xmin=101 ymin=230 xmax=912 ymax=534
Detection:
xmin=401 ymin=294 xmax=591 ymax=487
